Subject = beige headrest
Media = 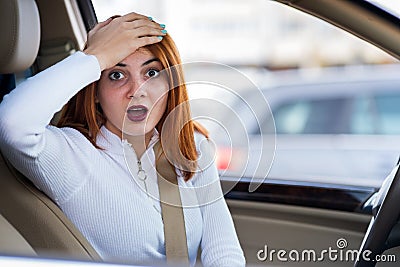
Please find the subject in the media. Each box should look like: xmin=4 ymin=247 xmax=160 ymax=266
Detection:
xmin=0 ymin=0 xmax=41 ymax=74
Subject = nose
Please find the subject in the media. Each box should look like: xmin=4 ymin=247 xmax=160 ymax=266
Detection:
xmin=127 ymin=79 xmax=147 ymax=98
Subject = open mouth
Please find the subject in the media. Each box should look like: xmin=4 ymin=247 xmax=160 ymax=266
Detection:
xmin=126 ymin=105 xmax=148 ymax=122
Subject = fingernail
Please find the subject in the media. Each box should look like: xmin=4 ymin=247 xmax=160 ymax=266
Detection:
xmin=161 ymin=29 xmax=167 ymax=34
xmin=148 ymin=16 xmax=153 ymax=21
xmin=158 ymin=36 xmax=163 ymax=40
xmin=160 ymin=24 xmax=166 ymax=28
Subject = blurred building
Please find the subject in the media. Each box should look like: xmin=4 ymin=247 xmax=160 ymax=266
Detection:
xmin=93 ymin=0 xmax=397 ymax=68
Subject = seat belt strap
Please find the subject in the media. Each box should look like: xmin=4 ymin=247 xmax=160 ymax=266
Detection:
xmin=154 ymin=142 xmax=189 ymax=266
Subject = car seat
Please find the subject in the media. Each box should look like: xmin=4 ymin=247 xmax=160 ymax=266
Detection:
xmin=0 ymin=212 xmax=36 ymax=257
xmin=0 ymin=0 xmax=101 ymax=261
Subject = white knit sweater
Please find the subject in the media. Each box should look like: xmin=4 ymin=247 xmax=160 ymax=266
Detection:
xmin=0 ymin=52 xmax=245 ymax=266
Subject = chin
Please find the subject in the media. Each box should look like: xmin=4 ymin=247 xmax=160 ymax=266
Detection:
xmin=122 ymin=123 xmax=155 ymax=137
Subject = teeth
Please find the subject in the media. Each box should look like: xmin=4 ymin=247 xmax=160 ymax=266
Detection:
xmin=129 ymin=107 xmax=146 ymax=111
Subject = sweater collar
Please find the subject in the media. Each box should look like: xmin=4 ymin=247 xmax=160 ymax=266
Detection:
xmin=96 ymin=126 xmax=159 ymax=155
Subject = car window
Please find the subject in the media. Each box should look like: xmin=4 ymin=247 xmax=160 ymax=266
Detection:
xmin=374 ymin=93 xmax=400 ymax=134
xmin=272 ymin=98 xmax=350 ymax=134
xmin=273 ymin=101 xmax=310 ymax=134
xmin=351 ymin=92 xmax=400 ymax=135
xmin=351 ymin=95 xmax=376 ymax=134
xmin=92 ymin=0 xmax=400 ymax=188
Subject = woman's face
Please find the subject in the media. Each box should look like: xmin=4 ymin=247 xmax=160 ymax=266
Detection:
xmin=97 ymin=48 xmax=168 ymax=137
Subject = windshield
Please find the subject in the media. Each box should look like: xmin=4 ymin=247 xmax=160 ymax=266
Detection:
xmin=368 ymin=0 xmax=400 ymax=17
xmin=91 ymin=0 xmax=399 ymax=188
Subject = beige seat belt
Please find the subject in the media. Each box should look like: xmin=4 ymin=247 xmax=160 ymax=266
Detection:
xmin=154 ymin=142 xmax=190 ymax=266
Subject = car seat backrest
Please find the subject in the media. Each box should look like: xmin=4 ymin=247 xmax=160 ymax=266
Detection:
xmin=0 ymin=0 xmax=101 ymax=261
xmin=0 ymin=213 xmax=36 ymax=257
xmin=0 ymin=152 xmax=101 ymax=260
xmin=0 ymin=0 xmax=40 ymax=73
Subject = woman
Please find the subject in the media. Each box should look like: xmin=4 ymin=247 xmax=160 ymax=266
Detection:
xmin=0 ymin=12 xmax=245 ymax=266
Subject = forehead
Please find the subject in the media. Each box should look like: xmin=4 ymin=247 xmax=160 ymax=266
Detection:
xmin=121 ymin=48 xmax=157 ymax=65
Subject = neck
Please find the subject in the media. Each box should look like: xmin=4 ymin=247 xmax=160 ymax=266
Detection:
xmin=125 ymin=131 xmax=154 ymax=159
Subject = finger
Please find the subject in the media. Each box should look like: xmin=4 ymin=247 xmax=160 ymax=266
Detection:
xmin=95 ymin=17 xmax=113 ymax=29
xmin=90 ymin=17 xmax=113 ymax=33
xmin=136 ymin=36 xmax=165 ymax=48
xmin=125 ymin=19 xmax=165 ymax=30
xmin=119 ymin=12 xmax=151 ymax=23
xmin=131 ymin=26 xmax=167 ymax=38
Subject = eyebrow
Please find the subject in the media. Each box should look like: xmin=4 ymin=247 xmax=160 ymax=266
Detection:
xmin=115 ymin=58 xmax=160 ymax=68
xmin=142 ymin=58 xmax=160 ymax=66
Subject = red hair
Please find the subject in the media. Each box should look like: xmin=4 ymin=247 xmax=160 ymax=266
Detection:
xmin=57 ymin=34 xmax=208 ymax=181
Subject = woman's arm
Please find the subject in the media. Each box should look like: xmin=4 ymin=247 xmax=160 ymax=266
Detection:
xmin=0 ymin=52 xmax=101 ymax=203
xmin=0 ymin=52 xmax=100 ymax=151
xmin=0 ymin=52 xmax=100 ymax=198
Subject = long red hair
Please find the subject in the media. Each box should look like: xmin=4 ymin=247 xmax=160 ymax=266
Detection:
xmin=57 ymin=34 xmax=208 ymax=181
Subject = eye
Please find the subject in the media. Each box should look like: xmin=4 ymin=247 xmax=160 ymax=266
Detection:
xmin=146 ymin=69 xmax=160 ymax=78
xmin=108 ymin=71 xmax=125 ymax=81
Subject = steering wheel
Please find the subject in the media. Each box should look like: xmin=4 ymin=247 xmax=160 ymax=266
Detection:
xmin=354 ymin=164 xmax=400 ymax=267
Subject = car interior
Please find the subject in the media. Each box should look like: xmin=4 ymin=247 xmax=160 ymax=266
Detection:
xmin=0 ymin=0 xmax=100 ymax=261
xmin=0 ymin=0 xmax=400 ymax=266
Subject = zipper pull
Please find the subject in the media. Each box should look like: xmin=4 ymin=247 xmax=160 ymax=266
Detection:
xmin=137 ymin=160 xmax=147 ymax=181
